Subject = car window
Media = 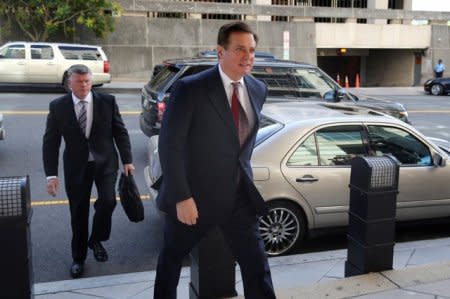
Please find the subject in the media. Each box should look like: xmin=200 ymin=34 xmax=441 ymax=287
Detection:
xmin=256 ymin=115 xmax=283 ymax=146
xmin=58 ymin=46 xmax=102 ymax=61
xmin=31 ymin=45 xmax=54 ymax=60
xmin=149 ymin=66 xmax=180 ymax=92
xmin=287 ymin=125 xmax=366 ymax=167
xmin=0 ymin=44 xmax=25 ymax=59
xmin=154 ymin=65 xmax=213 ymax=93
xmin=367 ymin=125 xmax=431 ymax=165
xmin=287 ymin=134 xmax=319 ymax=166
xmin=252 ymin=66 xmax=336 ymax=99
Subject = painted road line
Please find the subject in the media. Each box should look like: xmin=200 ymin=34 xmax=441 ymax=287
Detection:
xmin=32 ymin=194 xmax=151 ymax=207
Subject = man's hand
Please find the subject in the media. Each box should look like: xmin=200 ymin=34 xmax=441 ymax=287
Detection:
xmin=124 ymin=163 xmax=135 ymax=176
xmin=176 ymin=197 xmax=198 ymax=225
xmin=47 ymin=178 xmax=59 ymax=197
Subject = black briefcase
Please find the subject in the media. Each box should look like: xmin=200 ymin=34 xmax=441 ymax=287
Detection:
xmin=118 ymin=172 xmax=144 ymax=222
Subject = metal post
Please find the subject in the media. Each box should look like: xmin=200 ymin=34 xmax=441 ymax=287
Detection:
xmin=189 ymin=227 xmax=237 ymax=299
xmin=0 ymin=176 xmax=33 ymax=298
xmin=345 ymin=155 xmax=399 ymax=277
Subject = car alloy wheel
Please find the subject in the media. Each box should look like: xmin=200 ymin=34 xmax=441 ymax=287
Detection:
xmin=259 ymin=201 xmax=305 ymax=256
xmin=431 ymin=84 xmax=443 ymax=96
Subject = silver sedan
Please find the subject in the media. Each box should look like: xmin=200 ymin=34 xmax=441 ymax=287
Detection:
xmin=145 ymin=102 xmax=450 ymax=256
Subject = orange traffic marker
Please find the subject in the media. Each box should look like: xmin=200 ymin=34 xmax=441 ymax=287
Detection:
xmin=345 ymin=75 xmax=349 ymax=88
xmin=336 ymin=73 xmax=341 ymax=86
xmin=355 ymin=73 xmax=360 ymax=88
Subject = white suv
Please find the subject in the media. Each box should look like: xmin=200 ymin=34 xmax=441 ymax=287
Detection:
xmin=0 ymin=42 xmax=111 ymax=89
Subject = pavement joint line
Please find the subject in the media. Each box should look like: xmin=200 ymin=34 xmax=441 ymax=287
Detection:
xmin=0 ymin=111 xmax=141 ymax=115
xmin=31 ymin=194 xmax=151 ymax=206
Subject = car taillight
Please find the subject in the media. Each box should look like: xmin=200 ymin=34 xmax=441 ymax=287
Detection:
xmin=104 ymin=60 xmax=110 ymax=73
xmin=157 ymin=102 xmax=166 ymax=123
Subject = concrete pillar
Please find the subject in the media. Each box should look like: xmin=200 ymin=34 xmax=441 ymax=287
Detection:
xmin=367 ymin=0 xmax=388 ymax=24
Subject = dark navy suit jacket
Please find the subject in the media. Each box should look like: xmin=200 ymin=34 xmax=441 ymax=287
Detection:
xmin=156 ymin=65 xmax=268 ymax=225
xmin=43 ymin=91 xmax=132 ymax=185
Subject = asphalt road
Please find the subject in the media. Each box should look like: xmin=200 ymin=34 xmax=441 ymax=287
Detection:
xmin=0 ymin=88 xmax=449 ymax=282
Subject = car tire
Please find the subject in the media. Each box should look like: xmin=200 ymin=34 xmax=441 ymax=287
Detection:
xmin=431 ymin=84 xmax=444 ymax=96
xmin=259 ymin=200 xmax=306 ymax=256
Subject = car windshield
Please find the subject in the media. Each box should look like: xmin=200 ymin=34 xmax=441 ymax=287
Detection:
xmin=252 ymin=66 xmax=338 ymax=99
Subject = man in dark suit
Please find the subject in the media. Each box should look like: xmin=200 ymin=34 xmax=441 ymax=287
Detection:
xmin=42 ymin=64 xmax=134 ymax=279
xmin=154 ymin=21 xmax=276 ymax=298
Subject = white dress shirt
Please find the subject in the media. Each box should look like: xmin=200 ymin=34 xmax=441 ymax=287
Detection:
xmin=218 ymin=64 xmax=255 ymax=130
xmin=72 ymin=92 xmax=93 ymax=138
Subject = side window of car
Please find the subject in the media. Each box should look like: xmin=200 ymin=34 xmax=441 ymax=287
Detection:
xmin=316 ymin=125 xmax=366 ymax=166
xmin=287 ymin=125 xmax=366 ymax=167
xmin=287 ymin=134 xmax=319 ymax=166
xmin=31 ymin=45 xmax=54 ymax=60
xmin=1 ymin=44 xmax=25 ymax=59
xmin=367 ymin=125 xmax=432 ymax=165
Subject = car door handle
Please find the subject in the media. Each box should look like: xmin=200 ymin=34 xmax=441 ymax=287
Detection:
xmin=46 ymin=62 xmax=56 ymax=65
xmin=17 ymin=61 xmax=26 ymax=65
xmin=296 ymin=175 xmax=318 ymax=182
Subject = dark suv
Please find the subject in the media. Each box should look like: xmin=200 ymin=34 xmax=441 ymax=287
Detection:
xmin=139 ymin=57 xmax=409 ymax=137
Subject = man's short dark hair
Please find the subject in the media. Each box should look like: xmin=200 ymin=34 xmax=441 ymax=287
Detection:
xmin=67 ymin=64 xmax=92 ymax=78
xmin=217 ymin=21 xmax=258 ymax=49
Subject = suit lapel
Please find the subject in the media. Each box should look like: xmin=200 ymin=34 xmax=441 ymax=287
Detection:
xmin=242 ymin=75 xmax=261 ymax=148
xmin=63 ymin=94 xmax=81 ymax=130
xmin=90 ymin=92 xmax=100 ymax=138
xmin=206 ymin=67 xmax=239 ymax=139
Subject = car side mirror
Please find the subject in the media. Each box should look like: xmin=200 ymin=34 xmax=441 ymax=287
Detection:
xmin=433 ymin=153 xmax=446 ymax=167
xmin=324 ymin=89 xmax=346 ymax=102
xmin=324 ymin=90 xmax=338 ymax=102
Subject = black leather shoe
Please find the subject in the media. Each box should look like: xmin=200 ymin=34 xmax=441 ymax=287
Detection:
xmin=70 ymin=262 xmax=84 ymax=279
xmin=88 ymin=241 xmax=108 ymax=262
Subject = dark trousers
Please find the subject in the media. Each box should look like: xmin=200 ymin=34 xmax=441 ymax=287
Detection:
xmin=154 ymin=190 xmax=276 ymax=299
xmin=65 ymin=162 xmax=117 ymax=263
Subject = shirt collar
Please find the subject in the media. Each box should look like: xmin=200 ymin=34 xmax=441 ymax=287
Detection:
xmin=218 ymin=64 xmax=244 ymax=88
xmin=72 ymin=92 xmax=93 ymax=105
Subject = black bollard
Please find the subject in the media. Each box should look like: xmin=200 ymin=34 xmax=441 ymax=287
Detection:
xmin=189 ymin=226 xmax=237 ymax=299
xmin=345 ymin=155 xmax=399 ymax=277
xmin=0 ymin=176 xmax=33 ymax=298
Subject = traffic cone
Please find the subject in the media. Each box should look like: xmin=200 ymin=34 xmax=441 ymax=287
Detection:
xmin=336 ymin=73 xmax=341 ymax=86
xmin=344 ymin=75 xmax=349 ymax=88
xmin=355 ymin=73 xmax=360 ymax=88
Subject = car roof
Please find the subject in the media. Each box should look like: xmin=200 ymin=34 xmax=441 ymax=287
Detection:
xmin=261 ymin=101 xmax=404 ymax=125
xmin=163 ymin=57 xmax=315 ymax=69
xmin=2 ymin=41 xmax=102 ymax=48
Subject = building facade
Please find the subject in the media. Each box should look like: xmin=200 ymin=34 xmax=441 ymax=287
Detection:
xmin=2 ymin=0 xmax=449 ymax=86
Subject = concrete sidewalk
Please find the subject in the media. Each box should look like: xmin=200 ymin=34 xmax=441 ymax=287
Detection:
xmin=34 ymin=237 xmax=450 ymax=298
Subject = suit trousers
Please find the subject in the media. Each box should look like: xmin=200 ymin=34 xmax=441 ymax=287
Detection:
xmin=154 ymin=189 xmax=276 ymax=299
xmin=65 ymin=162 xmax=117 ymax=263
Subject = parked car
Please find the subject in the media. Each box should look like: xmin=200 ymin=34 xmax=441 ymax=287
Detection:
xmin=140 ymin=57 xmax=410 ymax=137
xmin=144 ymin=102 xmax=450 ymax=256
xmin=151 ymin=50 xmax=276 ymax=78
xmin=0 ymin=113 xmax=5 ymax=140
xmin=424 ymin=77 xmax=450 ymax=95
xmin=0 ymin=42 xmax=111 ymax=89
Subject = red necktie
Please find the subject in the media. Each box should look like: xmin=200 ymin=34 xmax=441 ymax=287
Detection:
xmin=231 ymin=82 xmax=240 ymax=131
xmin=231 ymin=82 xmax=250 ymax=147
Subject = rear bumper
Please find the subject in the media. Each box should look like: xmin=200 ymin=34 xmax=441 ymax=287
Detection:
xmin=92 ymin=73 xmax=111 ymax=85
